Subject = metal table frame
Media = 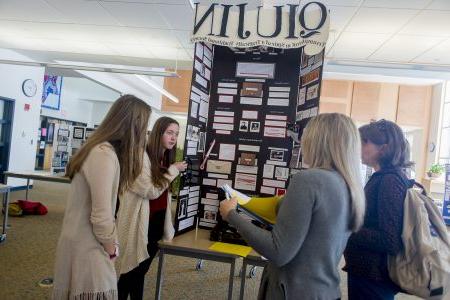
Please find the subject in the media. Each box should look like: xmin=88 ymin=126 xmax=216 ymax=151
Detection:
xmin=155 ymin=243 xmax=237 ymax=300
xmin=0 ymin=171 xmax=70 ymax=243
xmin=0 ymin=184 xmax=11 ymax=243
xmin=239 ymin=254 xmax=267 ymax=300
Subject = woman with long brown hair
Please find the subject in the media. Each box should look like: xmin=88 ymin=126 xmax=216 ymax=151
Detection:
xmin=117 ymin=116 xmax=187 ymax=300
xmin=52 ymin=95 xmax=152 ymax=300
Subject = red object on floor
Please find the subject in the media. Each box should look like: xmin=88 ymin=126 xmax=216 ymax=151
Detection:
xmin=17 ymin=200 xmax=48 ymax=215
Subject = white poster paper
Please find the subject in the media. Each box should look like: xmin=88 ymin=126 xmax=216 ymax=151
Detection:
xmin=234 ymin=173 xmax=257 ymax=191
xmin=214 ymin=116 xmax=234 ymax=124
xmin=240 ymin=97 xmax=262 ymax=105
xmin=262 ymin=179 xmax=286 ymax=188
xmin=298 ymin=87 xmax=306 ymax=106
xmin=242 ymin=110 xmax=258 ymax=119
xmin=179 ymin=217 xmax=195 ymax=230
xmin=217 ymin=179 xmax=232 ymax=188
xmin=260 ymin=186 xmax=276 ymax=195
xmin=203 ymin=178 xmax=217 ymax=186
xmin=217 ymin=88 xmax=237 ymax=95
xmin=269 ymin=86 xmax=291 ymax=92
xmin=190 ymin=101 xmax=199 ymax=118
xmin=265 ymin=120 xmax=287 ymax=127
xmin=218 ymin=82 xmax=238 ymax=88
xmin=275 ymin=167 xmax=290 ymax=180
xmin=236 ymin=165 xmax=258 ymax=174
xmin=238 ymin=144 xmax=260 ymax=152
xmin=267 ymin=98 xmax=289 ymax=106
xmin=196 ymin=74 xmax=207 ymax=88
xmin=266 ymin=114 xmax=287 ymax=121
xmin=268 ymin=92 xmax=289 ymax=98
xmin=213 ymin=123 xmax=234 ymax=131
xmin=219 ymin=95 xmax=233 ymax=103
xmin=219 ymin=144 xmax=236 ymax=161
xmin=263 ymin=164 xmax=275 ymax=178
xmin=264 ymin=127 xmax=286 ymax=138
xmin=214 ymin=110 xmax=234 ymax=117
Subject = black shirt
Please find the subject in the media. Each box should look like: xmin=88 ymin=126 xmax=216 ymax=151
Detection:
xmin=344 ymin=167 xmax=413 ymax=282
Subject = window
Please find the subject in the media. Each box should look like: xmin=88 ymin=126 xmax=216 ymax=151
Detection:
xmin=438 ymin=82 xmax=450 ymax=166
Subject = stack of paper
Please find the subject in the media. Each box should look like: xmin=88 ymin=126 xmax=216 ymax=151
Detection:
xmin=221 ymin=184 xmax=251 ymax=205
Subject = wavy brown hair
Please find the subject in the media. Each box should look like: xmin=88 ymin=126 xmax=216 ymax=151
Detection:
xmin=66 ymin=94 xmax=152 ymax=195
xmin=147 ymin=117 xmax=179 ymax=189
xmin=359 ymin=119 xmax=413 ymax=170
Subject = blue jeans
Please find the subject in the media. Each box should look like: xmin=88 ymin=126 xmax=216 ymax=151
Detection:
xmin=348 ymin=274 xmax=400 ymax=300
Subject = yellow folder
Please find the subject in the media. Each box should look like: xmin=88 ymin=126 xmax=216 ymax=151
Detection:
xmin=209 ymin=242 xmax=253 ymax=257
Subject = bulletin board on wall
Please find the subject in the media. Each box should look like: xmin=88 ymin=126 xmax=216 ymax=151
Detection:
xmin=174 ymin=43 xmax=325 ymax=234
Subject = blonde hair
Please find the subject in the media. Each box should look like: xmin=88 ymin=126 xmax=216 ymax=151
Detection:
xmin=66 ymin=95 xmax=152 ymax=195
xmin=301 ymin=113 xmax=365 ymax=231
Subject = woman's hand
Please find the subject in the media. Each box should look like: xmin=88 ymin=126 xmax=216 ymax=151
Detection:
xmin=102 ymin=242 xmax=116 ymax=256
xmin=173 ymin=161 xmax=188 ymax=172
xmin=219 ymin=197 xmax=238 ymax=221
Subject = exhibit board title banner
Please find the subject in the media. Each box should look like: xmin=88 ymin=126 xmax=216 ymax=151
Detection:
xmin=191 ymin=0 xmax=330 ymax=55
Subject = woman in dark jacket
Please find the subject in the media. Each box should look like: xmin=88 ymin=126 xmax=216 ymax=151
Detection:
xmin=344 ymin=119 xmax=414 ymax=300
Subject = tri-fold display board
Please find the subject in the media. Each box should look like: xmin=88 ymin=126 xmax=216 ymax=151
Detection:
xmin=174 ymin=0 xmax=330 ymax=234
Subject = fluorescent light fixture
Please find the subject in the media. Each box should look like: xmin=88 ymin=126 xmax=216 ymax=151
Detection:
xmin=0 ymin=59 xmax=179 ymax=77
xmin=135 ymin=75 xmax=179 ymax=103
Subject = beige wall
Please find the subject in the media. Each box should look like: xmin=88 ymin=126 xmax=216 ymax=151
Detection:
xmin=320 ymin=79 xmax=435 ymax=182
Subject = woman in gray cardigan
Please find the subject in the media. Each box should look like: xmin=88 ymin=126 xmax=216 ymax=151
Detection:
xmin=220 ymin=113 xmax=366 ymax=300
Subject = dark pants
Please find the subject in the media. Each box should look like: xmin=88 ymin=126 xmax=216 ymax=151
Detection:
xmin=118 ymin=209 xmax=166 ymax=300
xmin=348 ymin=274 xmax=400 ymax=300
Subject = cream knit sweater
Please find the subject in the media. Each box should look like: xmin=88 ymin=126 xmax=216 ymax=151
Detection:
xmin=116 ymin=153 xmax=179 ymax=275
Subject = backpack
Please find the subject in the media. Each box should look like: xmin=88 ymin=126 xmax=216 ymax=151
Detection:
xmin=2 ymin=202 xmax=23 ymax=217
xmin=388 ymin=183 xmax=450 ymax=299
xmin=17 ymin=200 xmax=48 ymax=215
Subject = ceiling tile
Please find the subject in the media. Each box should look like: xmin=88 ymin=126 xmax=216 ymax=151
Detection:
xmin=43 ymin=0 xmax=120 ymax=26
xmin=104 ymin=43 xmax=155 ymax=58
xmin=99 ymin=2 xmax=167 ymax=28
xmin=146 ymin=46 xmax=189 ymax=60
xmin=412 ymin=39 xmax=450 ymax=64
xmin=346 ymin=8 xmax=418 ymax=34
xmin=328 ymin=32 xmax=391 ymax=60
xmin=400 ymin=10 xmax=450 ymax=37
xmin=428 ymin=0 xmax=450 ymax=10
xmin=0 ymin=0 xmax=65 ymax=22
xmin=369 ymin=35 xmax=445 ymax=62
xmin=127 ymin=28 xmax=182 ymax=47
xmin=174 ymin=30 xmax=194 ymax=49
xmin=98 ymin=0 xmax=188 ymax=4
xmin=328 ymin=6 xmax=360 ymax=32
xmin=363 ymin=0 xmax=430 ymax=9
xmin=320 ymin=0 xmax=362 ymax=6
xmin=157 ymin=5 xmax=194 ymax=30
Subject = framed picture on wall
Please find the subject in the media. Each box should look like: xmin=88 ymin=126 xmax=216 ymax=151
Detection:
xmin=73 ymin=127 xmax=85 ymax=140
xmin=42 ymin=75 xmax=63 ymax=110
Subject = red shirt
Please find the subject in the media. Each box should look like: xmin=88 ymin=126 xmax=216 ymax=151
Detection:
xmin=149 ymin=189 xmax=168 ymax=214
xmin=149 ymin=160 xmax=169 ymax=214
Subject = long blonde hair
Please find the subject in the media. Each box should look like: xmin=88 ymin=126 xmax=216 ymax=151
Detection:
xmin=66 ymin=94 xmax=152 ymax=195
xmin=301 ymin=113 xmax=365 ymax=231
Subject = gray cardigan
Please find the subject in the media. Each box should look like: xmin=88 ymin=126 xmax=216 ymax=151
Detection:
xmin=228 ymin=169 xmax=352 ymax=300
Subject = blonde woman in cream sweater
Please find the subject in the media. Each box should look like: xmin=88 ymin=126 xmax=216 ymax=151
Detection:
xmin=52 ymin=95 xmax=152 ymax=300
xmin=117 ymin=117 xmax=187 ymax=300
